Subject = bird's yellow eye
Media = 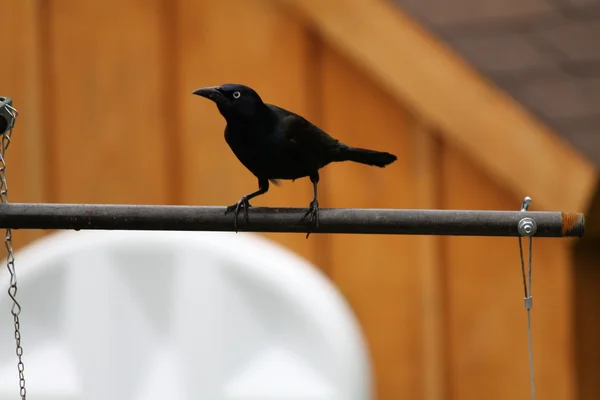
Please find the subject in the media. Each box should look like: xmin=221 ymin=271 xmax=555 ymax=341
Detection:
xmin=233 ymin=91 xmax=241 ymax=99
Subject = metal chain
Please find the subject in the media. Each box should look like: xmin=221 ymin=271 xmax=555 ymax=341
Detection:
xmin=1 ymin=102 xmax=26 ymax=400
xmin=517 ymin=196 xmax=535 ymax=400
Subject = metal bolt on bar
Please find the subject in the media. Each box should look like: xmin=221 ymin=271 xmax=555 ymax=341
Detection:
xmin=0 ymin=203 xmax=585 ymax=237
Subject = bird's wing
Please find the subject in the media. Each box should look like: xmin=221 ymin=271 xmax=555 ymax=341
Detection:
xmin=270 ymin=105 xmax=342 ymax=155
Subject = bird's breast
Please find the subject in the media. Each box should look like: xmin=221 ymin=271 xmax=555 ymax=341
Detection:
xmin=224 ymin=128 xmax=315 ymax=180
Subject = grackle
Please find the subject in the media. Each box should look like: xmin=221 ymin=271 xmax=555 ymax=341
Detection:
xmin=193 ymin=83 xmax=397 ymax=237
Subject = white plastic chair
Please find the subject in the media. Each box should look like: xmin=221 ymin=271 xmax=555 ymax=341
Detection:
xmin=0 ymin=230 xmax=372 ymax=400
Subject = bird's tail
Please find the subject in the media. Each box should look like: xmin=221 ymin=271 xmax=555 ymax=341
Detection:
xmin=337 ymin=146 xmax=397 ymax=167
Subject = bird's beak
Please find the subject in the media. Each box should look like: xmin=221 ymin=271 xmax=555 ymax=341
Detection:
xmin=192 ymin=86 xmax=222 ymax=101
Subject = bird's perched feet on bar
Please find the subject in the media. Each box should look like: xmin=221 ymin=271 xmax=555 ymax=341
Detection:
xmin=300 ymin=198 xmax=319 ymax=238
xmin=224 ymin=196 xmax=252 ymax=233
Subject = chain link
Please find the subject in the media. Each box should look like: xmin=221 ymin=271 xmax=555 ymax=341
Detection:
xmin=1 ymin=102 xmax=26 ymax=399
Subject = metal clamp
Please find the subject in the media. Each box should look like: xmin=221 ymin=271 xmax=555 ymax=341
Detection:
xmin=518 ymin=196 xmax=537 ymax=236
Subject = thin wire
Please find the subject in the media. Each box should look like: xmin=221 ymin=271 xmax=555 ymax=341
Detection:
xmin=528 ymin=236 xmax=533 ymax=297
xmin=518 ymin=237 xmax=527 ymax=298
xmin=526 ymin=306 xmax=535 ymax=400
xmin=518 ymin=235 xmax=535 ymax=400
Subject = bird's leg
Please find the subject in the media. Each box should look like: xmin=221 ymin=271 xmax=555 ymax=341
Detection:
xmin=225 ymin=178 xmax=269 ymax=232
xmin=301 ymin=173 xmax=319 ymax=238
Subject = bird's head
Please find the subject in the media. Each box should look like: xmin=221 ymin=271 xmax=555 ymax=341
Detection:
xmin=192 ymin=84 xmax=265 ymax=120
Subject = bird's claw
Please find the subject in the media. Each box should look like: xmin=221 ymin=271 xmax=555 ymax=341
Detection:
xmin=301 ymin=200 xmax=319 ymax=238
xmin=225 ymin=196 xmax=252 ymax=232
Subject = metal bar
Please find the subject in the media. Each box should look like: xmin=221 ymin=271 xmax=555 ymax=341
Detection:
xmin=0 ymin=203 xmax=584 ymax=237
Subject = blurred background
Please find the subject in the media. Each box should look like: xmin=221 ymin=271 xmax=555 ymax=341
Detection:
xmin=1 ymin=0 xmax=600 ymax=399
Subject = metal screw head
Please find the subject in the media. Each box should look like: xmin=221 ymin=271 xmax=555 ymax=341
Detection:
xmin=518 ymin=217 xmax=537 ymax=236
xmin=521 ymin=196 xmax=532 ymax=212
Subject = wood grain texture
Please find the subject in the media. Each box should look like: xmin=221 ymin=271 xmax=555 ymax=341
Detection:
xmin=0 ymin=0 xmax=46 ymax=249
xmin=578 ymin=186 xmax=600 ymax=239
xmin=412 ymin=118 xmax=446 ymax=400
xmin=573 ymin=240 xmax=600 ymax=400
xmin=46 ymin=0 xmax=169 ymax=205
xmin=282 ymin=0 xmax=598 ymax=213
xmin=442 ymin=144 xmax=576 ymax=400
xmin=176 ymin=0 xmax=319 ymax=263
xmin=322 ymin=45 xmax=424 ymax=399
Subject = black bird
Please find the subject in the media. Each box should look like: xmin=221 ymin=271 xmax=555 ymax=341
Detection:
xmin=192 ymin=83 xmax=397 ymax=237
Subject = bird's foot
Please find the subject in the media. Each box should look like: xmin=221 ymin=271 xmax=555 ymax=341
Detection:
xmin=224 ymin=196 xmax=252 ymax=233
xmin=300 ymin=199 xmax=319 ymax=239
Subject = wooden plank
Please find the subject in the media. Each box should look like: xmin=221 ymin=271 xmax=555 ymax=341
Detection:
xmin=578 ymin=188 xmax=600 ymax=239
xmin=573 ymin=240 xmax=600 ymax=400
xmin=412 ymin=118 xmax=446 ymax=400
xmin=176 ymin=0 xmax=318 ymax=263
xmin=442 ymin=145 xmax=576 ymax=400
xmin=281 ymin=0 xmax=598 ymax=213
xmin=322 ymin=45 xmax=423 ymax=399
xmin=0 ymin=0 xmax=45 ymax=250
xmin=46 ymin=0 xmax=169 ymax=205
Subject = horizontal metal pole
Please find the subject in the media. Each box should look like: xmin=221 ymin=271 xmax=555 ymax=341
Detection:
xmin=0 ymin=203 xmax=584 ymax=237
